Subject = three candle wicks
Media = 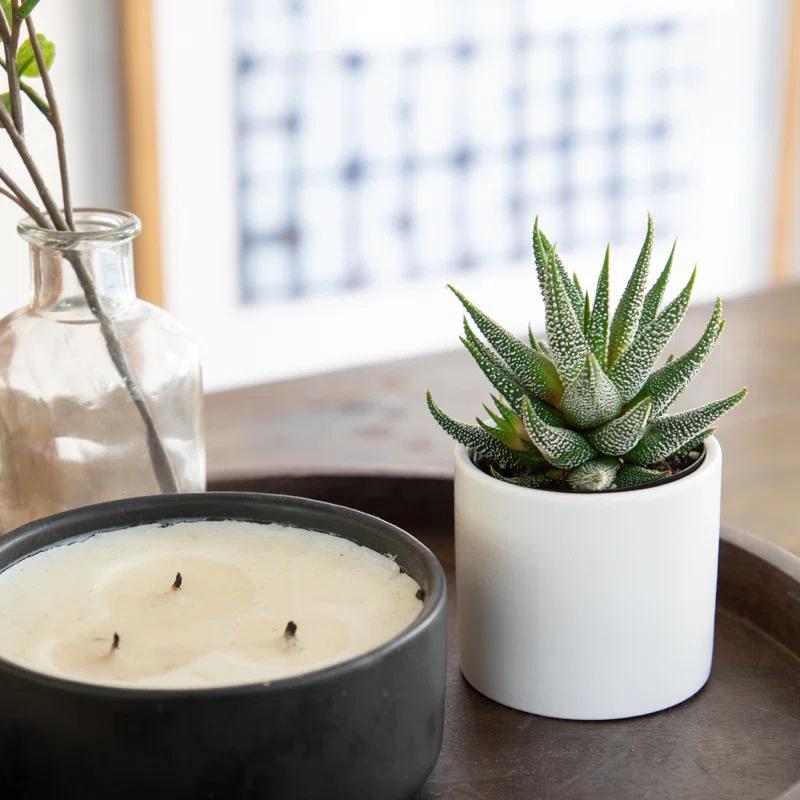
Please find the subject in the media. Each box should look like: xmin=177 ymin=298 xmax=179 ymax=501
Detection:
xmin=108 ymin=574 xmax=302 ymax=654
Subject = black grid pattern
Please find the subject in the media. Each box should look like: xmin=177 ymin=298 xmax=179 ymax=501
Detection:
xmin=233 ymin=1 xmax=696 ymax=304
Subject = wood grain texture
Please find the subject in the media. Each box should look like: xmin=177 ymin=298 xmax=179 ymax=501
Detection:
xmin=207 ymin=284 xmax=800 ymax=554
xmin=774 ymin=0 xmax=800 ymax=283
xmin=207 ymin=474 xmax=800 ymax=800
xmin=118 ymin=0 xmax=164 ymax=306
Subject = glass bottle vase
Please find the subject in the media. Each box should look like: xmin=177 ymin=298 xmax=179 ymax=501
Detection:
xmin=0 ymin=209 xmax=205 ymax=533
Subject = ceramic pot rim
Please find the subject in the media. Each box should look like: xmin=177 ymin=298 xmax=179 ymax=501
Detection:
xmin=0 ymin=492 xmax=446 ymax=700
xmin=455 ymin=435 xmax=721 ymax=505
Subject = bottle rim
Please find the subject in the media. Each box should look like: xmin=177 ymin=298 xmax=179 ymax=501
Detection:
xmin=17 ymin=208 xmax=142 ymax=248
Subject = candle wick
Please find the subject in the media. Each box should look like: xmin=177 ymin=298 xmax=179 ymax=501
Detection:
xmin=171 ymin=572 xmax=183 ymax=591
xmin=283 ymin=620 xmax=298 ymax=640
xmin=415 ymin=588 xmax=426 ymax=601
xmin=111 ymin=632 xmax=120 ymax=653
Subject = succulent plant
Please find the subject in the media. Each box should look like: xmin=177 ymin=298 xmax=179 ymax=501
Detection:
xmin=427 ymin=216 xmax=746 ymax=491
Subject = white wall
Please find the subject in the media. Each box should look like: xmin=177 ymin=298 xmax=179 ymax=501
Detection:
xmin=0 ymin=0 xmax=123 ymax=318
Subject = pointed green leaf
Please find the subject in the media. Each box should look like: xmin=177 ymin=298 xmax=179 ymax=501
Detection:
xmin=614 ymin=464 xmax=669 ymax=488
xmin=541 ymin=243 xmax=590 ymax=384
xmin=427 ymin=392 xmax=535 ymax=468
xmin=641 ymin=299 xmax=725 ymax=416
xmin=461 ymin=323 xmax=526 ymax=412
xmin=586 ymin=396 xmax=652 ymax=455
xmin=640 ymin=240 xmax=675 ymax=328
xmin=560 ymin=353 xmax=623 ymax=429
xmin=489 ymin=466 xmax=550 ymax=488
xmin=536 ymin=222 xmax=585 ymax=321
xmin=608 ymin=268 xmax=696 ymax=402
xmin=16 ymin=34 xmax=55 ymax=78
xmin=0 ymin=0 xmax=11 ymax=23
xmin=674 ymin=428 xmax=715 ymax=457
xmin=608 ymin=214 xmax=654 ymax=366
xmin=17 ymin=0 xmax=41 ymax=19
xmin=449 ymin=285 xmax=563 ymax=403
xmin=521 ymin=396 xmax=596 ymax=468
xmin=582 ymin=290 xmax=590 ymax=336
xmin=587 ymin=245 xmax=610 ymax=367
xmin=566 ymin=456 xmax=620 ymax=491
xmin=625 ymin=388 xmax=746 ymax=465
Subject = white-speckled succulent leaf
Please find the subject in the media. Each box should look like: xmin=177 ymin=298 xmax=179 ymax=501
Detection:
xmin=624 ymin=388 xmax=746 ymax=464
xmin=642 ymin=299 xmax=725 ymax=416
xmin=534 ymin=220 xmax=585 ymax=322
xmin=521 ymin=396 xmax=596 ymax=468
xmin=489 ymin=466 xmax=550 ymax=488
xmin=427 ymin=392 xmax=536 ymax=468
xmin=541 ymin=244 xmax=590 ymax=385
xmin=586 ymin=395 xmax=652 ymax=455
xmin=449 ymin=285 xmax=563 ymax=403
xmin=560 ymin=353 xmax=623 ymax=429
xmin=608 ymin=214 xmax=653 ymax=366
xmin=566 ymin=456 xmax=620 ymax=491
xmin=608 ymin=268 xmax=695 ymax=402
xmin=614 ymin=464 xmax=668 ymax=488
xmin=587 ymin=246 xmax=610 ymax=367
xmin=639 ymin=241 xmax=675 ymax=328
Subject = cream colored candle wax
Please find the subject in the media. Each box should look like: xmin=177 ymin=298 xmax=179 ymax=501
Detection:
xmin=0 ymin=521 xmax=423 ymax=689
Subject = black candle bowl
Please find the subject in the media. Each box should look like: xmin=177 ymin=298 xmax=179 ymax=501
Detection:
xmin=0 ymin=492 xmax=447 ymax=800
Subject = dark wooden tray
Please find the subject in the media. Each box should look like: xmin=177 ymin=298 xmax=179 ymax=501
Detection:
xmin=210 ymin=474 xmax=800 ymax=800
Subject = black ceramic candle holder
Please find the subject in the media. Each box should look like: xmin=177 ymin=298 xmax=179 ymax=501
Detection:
xmin=0 ymin=493 xmax=447 ymax=800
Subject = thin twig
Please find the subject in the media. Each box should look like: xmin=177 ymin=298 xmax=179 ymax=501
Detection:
xmin=0 ymin=184 xmax=34 ymax=214
xmin=0 ymin=165 xmax=46 ymax=223
xmin=6 ymin=0 xmax=24 ymax=134
xmin=0 ymin=98 xmax=64 ymax=227
xmin=25 ymin=16 xmax=72 ymax=228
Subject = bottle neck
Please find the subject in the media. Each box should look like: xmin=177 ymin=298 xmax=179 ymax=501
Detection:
xmin=28 ymin=240 xmax=138 ymax=316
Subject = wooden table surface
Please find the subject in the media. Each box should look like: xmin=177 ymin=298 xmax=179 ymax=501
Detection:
xmin=207 ymin=284 xmax=800 ymax=556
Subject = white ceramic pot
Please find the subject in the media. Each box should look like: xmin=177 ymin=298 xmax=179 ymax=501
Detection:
xmin=454 ymin=436 xmax=722 ymax=720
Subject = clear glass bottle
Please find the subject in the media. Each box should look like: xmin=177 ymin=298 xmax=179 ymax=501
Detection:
xmin=0 ymin=209 xmax=205 ymax=533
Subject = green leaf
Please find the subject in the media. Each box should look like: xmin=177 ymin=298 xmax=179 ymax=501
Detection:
xmin=640 ymin=299 xmax=725 ymax=416
xmin=566 ymin=457 xmax=620 ymax=491
xmin=461 ymin=322 xmax=527 ymax=413
xmin=536 ymin=221 xmax=585 ymax=322
xmin=560 ymin=352 xmax=623 ymax=429
xmin=426 ymin=392 xmax=535 ymax=468
xmin=489 ymin=466 xmax=550 ymax=488
xmin=624 ymin=388 xmax=746 ymax=465
xmin=521 ymin=396 xmax=596 ymax=468
xmin=608 ymin=267 xmax=696 ymax=402
xmin=539 ymin=239 xmax=590 ymax=384
xmin=0 ymin=0 xmax=11 ymax=24
xmin=16 ymin=34 xmax=55 ymax=78
xmin=582 ymin=290 xmax=590 ymax=336
xmin=17 ymin=0 xmax=41 ymax=19
xmin=640 ymin=240 xmax=675 ymax=328
xmin=608 ymin=214 xmax=654 ymax=366
xmin=586 ymin=395 xmax=652 ymax=456
xmin=449 ymin=285 xmax=563 ymax=403
xmin=674 ymin=428 xmax=715 ymax=457
xmin=587 ymin=245 xmax=610 ymax=367
xmin=614 ymin=464 xmax=669 ymax=488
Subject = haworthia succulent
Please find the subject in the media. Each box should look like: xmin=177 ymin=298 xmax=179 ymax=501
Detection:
xmin=624 ymin=388 xmax=746 ymax=465
xmin=540 ymin=243 xmax=590 ymax=384
xmin=587 ymin=245 xmax=610 ymax=367
xmin=607 ymin=268 xmax=696 ymax=402
xmin=559 ymin=353 xmax=622 ymax=429
xmin=639 ymin=241 xmax=675 ymax=328
xmin=449 ymin=285 xmax=562 ymax=403
xmin=614 ymin=464 xmax=668 ymax=488
xmin=427 ymin=392 xmax=537 ymax=468
xmin=427 ymin=216 xmax=746 ymax=491
xmin=641 ymin=299 xmax=725 ymax=416
xmin=566 ymin=456 xmax=620 ymax=491
xmin=522 ymin=396 xmax=596 ymax=468
xmin=607 ymin=215 xmax=654 ymax=366
xmin=586 ymin=396 xmax=652 ymax=455
xmin=535 ymin=220 xmax=585 ymax=322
